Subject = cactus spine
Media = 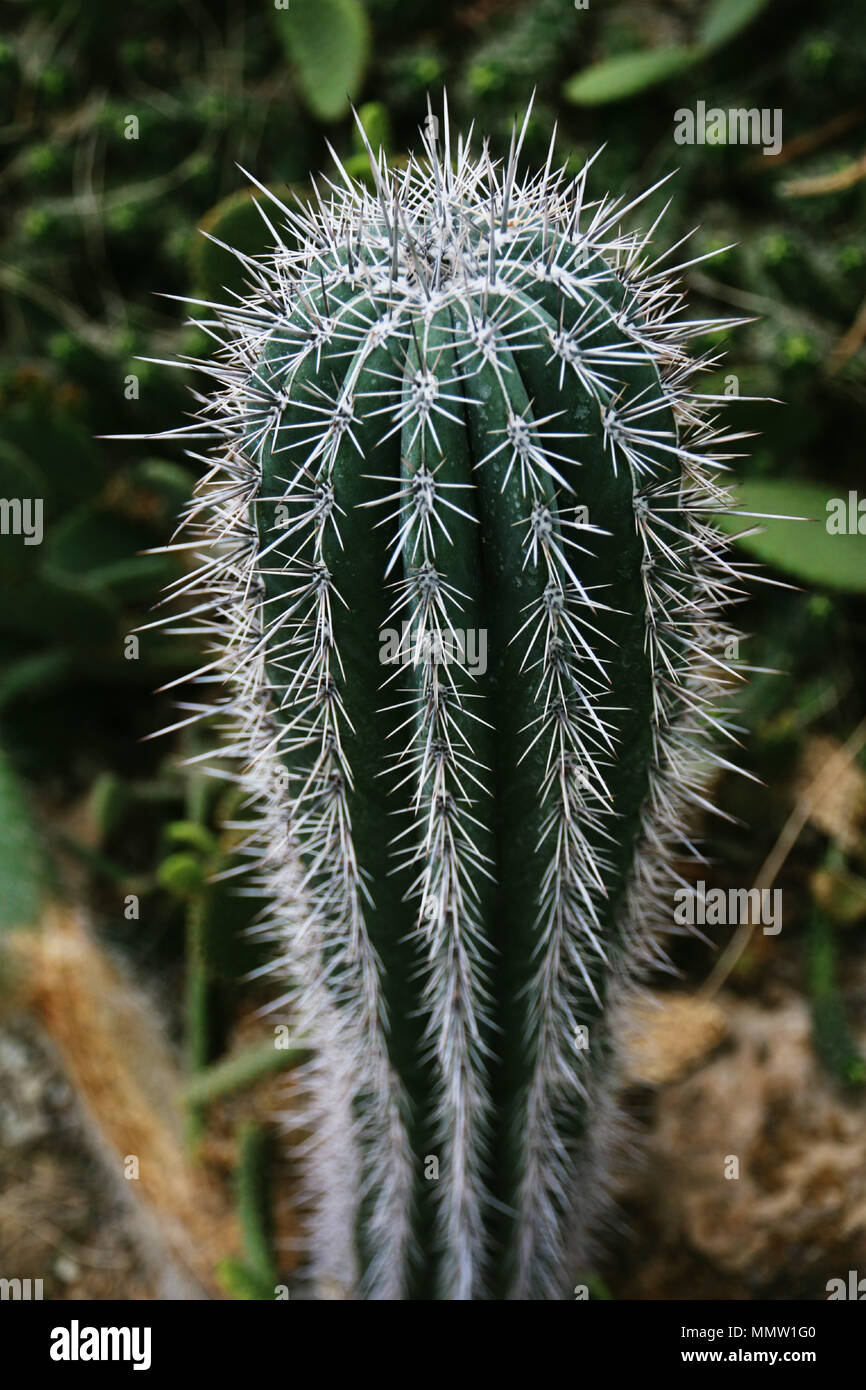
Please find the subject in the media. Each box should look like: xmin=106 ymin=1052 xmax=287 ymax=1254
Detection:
xmin=155 ymin=101 xmax=748 ymax=1300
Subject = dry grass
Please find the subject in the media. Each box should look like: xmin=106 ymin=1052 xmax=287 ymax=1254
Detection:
xmin=7 ymin=907 xmax=243 ymax=1297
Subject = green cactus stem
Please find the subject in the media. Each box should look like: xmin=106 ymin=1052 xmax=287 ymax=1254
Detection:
xmin=143 ymin=99 xmax=751 ymax=1299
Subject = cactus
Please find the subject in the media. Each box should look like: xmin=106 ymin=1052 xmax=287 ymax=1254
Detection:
xmin=153 ymin=101 xmax=748 ymax=1300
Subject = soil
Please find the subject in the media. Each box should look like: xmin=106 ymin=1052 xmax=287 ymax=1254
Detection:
xmin=2 ymin=938 xmax=864 ymax=1301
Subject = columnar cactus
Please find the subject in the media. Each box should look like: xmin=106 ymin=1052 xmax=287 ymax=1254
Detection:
xmin=159 ymin=101 xmax=747 ymax=1300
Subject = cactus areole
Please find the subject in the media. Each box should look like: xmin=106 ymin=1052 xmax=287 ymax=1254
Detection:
xmin=162 ymin=103 xmax=747 ymax=1299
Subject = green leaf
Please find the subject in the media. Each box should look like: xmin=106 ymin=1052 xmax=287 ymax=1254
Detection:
xmin=343 ymin=150 xmax=408 ymax=189
xmin=49 ymin=475 xmax=189 ymax=574
xmin=276 ymin=0 xmax=370 ymax=122
xmin=563 ymin=46 xmax=697 ymax=106
xmin=181 ymin=1042 xmax=311 ymax=1109
xmin=87 ymin=554 xmax=178 ymax=599
xmin=352 ymin=101 xmax=391 ymax=155
xmin=0 ymin=741 xmax=45 ymax=929
xmin=166 ymin=820 xmax=219 ymax=856
xmin=157 ymin=851 xmax=207 ymax=898
xmin=0 ymin=650 xmax=70 ymax=711
xmin=235 ymin=1122 xmax=277 ymax=1291
xmin=215 ymin=1258 xmax=276 ymax=1301
xmin=808 ymin=906 xmax=865 ymax=1088
xmin=88 ymin=772 xmax=127 ymax=841
xmin=715 ymin=480 xmax=866 ymax=593
xmin=47 ymin=505 xmax=175 ymax=599
xmin=698 ymin=0 xmax=773 ymax=53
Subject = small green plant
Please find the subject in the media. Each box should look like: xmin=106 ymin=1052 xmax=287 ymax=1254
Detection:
xmin=152 ymin=103 xmax=749 ymax=1299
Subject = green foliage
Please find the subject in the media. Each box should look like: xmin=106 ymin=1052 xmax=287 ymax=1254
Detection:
xmin=216 ymin=1258 xmax=277 ymax=1301
xmin=807 ymin=904 xmax=866 ymax=1087
xmin=234 ymin=1123 xmax=277 ymax=1293
xmin=717 ymin=480 xmax=866 ymax=593
xmin=0 ymin=741 xmax=45 ymax=930
xmin=564 ymin=47 xmax=698 ymax=106
xmin=87 ymin=771 xmax=127 ymax=842
xmin=215 ymin=1123 xmax=279 ymax=1298
xmin=181 ymin=1041 xmax=311 ymax=1109
xmin=563 ymin=0 xmax=775 ymax=105
xmin=275 ymin=0 xmax=371 ymax=122
xmin=353 ymin=101 xmax=391 ymax=154
xmin=698 ymin=0 xmax=774 ymax=52
xmin=156 ymin=851 xmax=207 ymax=898
xmin=0 ymin=381 xmax=187 ymax=774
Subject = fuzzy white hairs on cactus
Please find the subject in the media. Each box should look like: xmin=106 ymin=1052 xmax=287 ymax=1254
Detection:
xmin=136 ymin=95 xmax=761 ymax=1300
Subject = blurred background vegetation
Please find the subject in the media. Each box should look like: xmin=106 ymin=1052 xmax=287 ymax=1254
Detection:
xmin=2 ymin=0 xmax=866 ymax=1300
